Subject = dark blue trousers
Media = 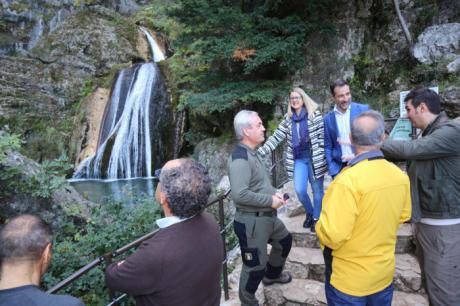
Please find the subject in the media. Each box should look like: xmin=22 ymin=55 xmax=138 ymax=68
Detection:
xmin=325 ymin=282 xmax=393 ymax=306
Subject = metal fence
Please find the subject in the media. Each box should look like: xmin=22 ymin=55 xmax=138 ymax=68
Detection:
xmin=46 ymin=151 xmax=289 ymax=305
xmin=46 ymin=190 xmax=233 ymax=305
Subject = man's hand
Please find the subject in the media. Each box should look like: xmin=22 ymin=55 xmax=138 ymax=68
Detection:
xmin=342 ymin=154 xmax=355 ymax=161
xmin=271 ymin=193 xmax=286 ymax=209
xmin=337 ymin=138 xmax=351 ymax=146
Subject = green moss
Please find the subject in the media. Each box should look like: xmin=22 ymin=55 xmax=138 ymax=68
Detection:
xmin=98 ymin=62 xmax=131 ymax=88
xmin=104 ymin=16 xmax=138 ymax=47
xmin=8 ymin=2 xmax=30 ymax=13
xmin=74 ymin=0 xmax=97 ymax=6
xmin=0 ymin=32 xmax=16 ymax=45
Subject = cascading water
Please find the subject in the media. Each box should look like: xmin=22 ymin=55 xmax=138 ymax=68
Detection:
xmin=73 ymin=29 xmax=173 ymax=179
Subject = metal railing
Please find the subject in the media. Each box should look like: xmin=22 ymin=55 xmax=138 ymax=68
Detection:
xmin=46 ymin=189 xmax=233 ymax=305
xmin=47 ymin=152 xmax=287 ymax=305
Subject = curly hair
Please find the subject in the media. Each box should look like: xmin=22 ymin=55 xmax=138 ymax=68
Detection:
xmin=159 ymin=159 xmax=212 ymax=218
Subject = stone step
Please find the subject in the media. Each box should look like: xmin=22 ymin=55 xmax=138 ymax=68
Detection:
xmin=285 ymin=247 xmax=423 ymax=293
xmin=281 ymin=215 xmax=415 ymax=254
xmin=263 ymin=278 xmax=428 ymax=306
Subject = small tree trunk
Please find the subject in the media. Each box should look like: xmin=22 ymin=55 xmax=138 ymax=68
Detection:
xmin=393 ymin=0 xmax=413 ymax=47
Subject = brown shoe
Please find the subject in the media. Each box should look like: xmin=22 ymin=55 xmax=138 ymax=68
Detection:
xmin=262 ymin=271 xmax=292 ymax=286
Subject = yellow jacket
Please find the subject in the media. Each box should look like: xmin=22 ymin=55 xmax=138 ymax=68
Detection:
xmin=316 ymin=156 xmax=411 ymax=296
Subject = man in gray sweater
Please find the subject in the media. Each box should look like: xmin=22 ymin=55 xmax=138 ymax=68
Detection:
xmin=382 ymin=88 xmax=460 ymax=306
xmin=228 ymin=110 xmax=292 ymax=306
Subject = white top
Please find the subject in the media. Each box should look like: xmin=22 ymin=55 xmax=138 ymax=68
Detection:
xmin=334 ymin=105 xmax=353 ymax=160
xmin=156 ymin=216 xmax=185 ymax=229
xmin=420 ymin=218 xmax=460 ymax=226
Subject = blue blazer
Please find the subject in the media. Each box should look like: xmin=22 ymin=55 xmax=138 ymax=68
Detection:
xmin=323 ymin=102 xmax=370 ymax=176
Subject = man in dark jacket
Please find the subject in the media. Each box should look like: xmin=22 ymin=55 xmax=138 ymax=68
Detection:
xmin=323 ymin=79 xmax=370 ymax=177
xmin=381 ymin=87 xmax=460 ymax=306
xmin=106 ymin=158 xmax=223 ymax=306
xmin=0 ymin=215 xmax=85 ymax=306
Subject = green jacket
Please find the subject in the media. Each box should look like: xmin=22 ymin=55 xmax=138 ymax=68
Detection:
xmin=228 ymin=143 xmax=275 ymax=212
xmin=382 ymin=112 xmax=460 ymax=222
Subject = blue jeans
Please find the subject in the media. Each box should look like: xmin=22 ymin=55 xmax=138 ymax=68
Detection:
xmin=325 ymin=282 xmax=394 ymax=306
xmin=293 ymin=157 xmax=324 ymax=219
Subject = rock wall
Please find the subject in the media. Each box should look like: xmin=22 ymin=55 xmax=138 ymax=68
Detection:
xmin=294 ymin=0 xmax=460 ymax=117
xmin=0 ymin=2 xmax=143 ymax=162
xmin=0 ymin=148 xmax=93 ymax=228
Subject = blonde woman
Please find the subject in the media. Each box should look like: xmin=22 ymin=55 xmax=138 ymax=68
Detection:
xmin=258 ymin=88 xmax=327 ymax=232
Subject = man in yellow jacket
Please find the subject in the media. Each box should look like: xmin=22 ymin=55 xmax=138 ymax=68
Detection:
xmin=316 ymin=110 xmax=411 ymax=305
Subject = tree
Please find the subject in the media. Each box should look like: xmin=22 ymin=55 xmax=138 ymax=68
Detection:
xmin=165 ymin=0 xmax=335 ymax=119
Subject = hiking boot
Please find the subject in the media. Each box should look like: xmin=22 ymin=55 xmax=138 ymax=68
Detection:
xmin=262 ymin=271 xmax=292 ymax=286
xmin=303 ymin=214 xmax=313 ymax=229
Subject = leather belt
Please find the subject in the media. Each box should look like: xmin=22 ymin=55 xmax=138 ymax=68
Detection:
xmin=236 ymin=209 xmax=277 ymax=217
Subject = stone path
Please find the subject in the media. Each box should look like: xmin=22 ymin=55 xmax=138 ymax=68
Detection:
xmin=220 ymin=213 xmax=428 ymax=306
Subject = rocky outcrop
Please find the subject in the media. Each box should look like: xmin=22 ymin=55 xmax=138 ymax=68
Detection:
xmin=0 ymin=6 xmax=142 ymax=161
xmin=71 ymin=87 xmax=110 ymax=166
xmin=27 ymin=11 xmax=138 ymax=105
xmin=295 ymin=0 xmax=460 ymax=111
xmin=194 ymin=137 xmax=236 ymax=186
xmin=0 ymin=0 xmax=143 ymax=56
xmin=413 ymin=23 xmax=460 ymax=71
xmin=441 ymin=86 xmax=460 ymax=118
xmin=0 ymin=149 xmax=93 ymax=229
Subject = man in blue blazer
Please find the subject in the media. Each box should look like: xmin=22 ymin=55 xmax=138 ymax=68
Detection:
xmin=324 ymin=79 xmax=370 ymax=177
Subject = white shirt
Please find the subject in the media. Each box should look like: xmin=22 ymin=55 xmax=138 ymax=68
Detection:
xmin=334 ymin=105 xmax=353 ymax=160
xmin=420 ymin=218 xmax=460 ymax=226
xmin=156 ymin=216 xmax=185 ymax=229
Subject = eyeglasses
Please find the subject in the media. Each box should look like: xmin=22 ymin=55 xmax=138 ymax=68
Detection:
xmin=290 ymin=96 xmax=301 ymax=101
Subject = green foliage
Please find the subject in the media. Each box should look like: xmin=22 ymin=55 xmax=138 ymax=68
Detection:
xmin=0 ymin=133 xmax=72 ymax=199
xmin=152 ymin=0 xmax=334 ymax=131
xmin=42 ymin=198 xmax=162 ymax=305
xmin=0 ymin=132 xmax=21 ymax=163
xmin=25 ymin=155 xmax=73 ymax=198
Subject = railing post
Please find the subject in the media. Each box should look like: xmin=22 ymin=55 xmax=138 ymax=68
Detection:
xmin=271 ymin=151 xmax=277 ymax=188
xmin=218 ymin=195 xmax=230 ymax=301
xmin=103 ymin=253 xmax=117 ymax=306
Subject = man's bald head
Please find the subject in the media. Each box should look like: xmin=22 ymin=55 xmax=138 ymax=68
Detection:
xmin=0 ymin=215 xmax=52 ymax=263
xmin=351 ymin=110 xmax=385 ymax=147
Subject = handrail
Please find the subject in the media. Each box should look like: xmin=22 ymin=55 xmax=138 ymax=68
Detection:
xmin=47 ymin=156 xmax=286 ymax=304
xmin=46 ymin=190 xmax=233 ymax=305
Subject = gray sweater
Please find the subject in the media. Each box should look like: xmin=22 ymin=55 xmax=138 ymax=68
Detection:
xmin=228 ymin=143 xmax=275 ymax=212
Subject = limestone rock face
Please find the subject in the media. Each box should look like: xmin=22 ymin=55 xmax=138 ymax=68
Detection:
xmin=296 ymin=0 xmax=459 ymax=110
xmin=28 ymin=12 xmax=138 ymax=105
xmin=194 ymin=137 xmax=235 ymax=186
xmin=0 ymin=0 xmax=143 ymax=56
xmin=0 ymin=149 xmax=93 ymax=229
xmin=441 ymin=86 xmax=460 ymax=118
xmin=0 ymin=6 xmax=141 ymax=161
xmin=71 ymin=87 xmax=110 ymax=166
xmin=412 ymin=23 xmax=460 ymax=68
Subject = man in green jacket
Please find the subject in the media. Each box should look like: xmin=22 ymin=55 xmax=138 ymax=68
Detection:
xmin=228 ymin=110 xmax=292 ymax=306
xmin=381 ymin=87 xmax=460 ymax=306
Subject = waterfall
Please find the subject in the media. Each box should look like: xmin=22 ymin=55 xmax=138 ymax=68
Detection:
xmin=141 ymin=28 xmax=166 ymax=62
xmin=74 ymin=29 xmax=172 ymax=179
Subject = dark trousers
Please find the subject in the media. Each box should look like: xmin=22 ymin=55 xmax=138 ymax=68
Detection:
xmin=233 ymin=211 xmax=292 ymax=306
xmin=325 ymin=282 xmax=394 ymax=306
